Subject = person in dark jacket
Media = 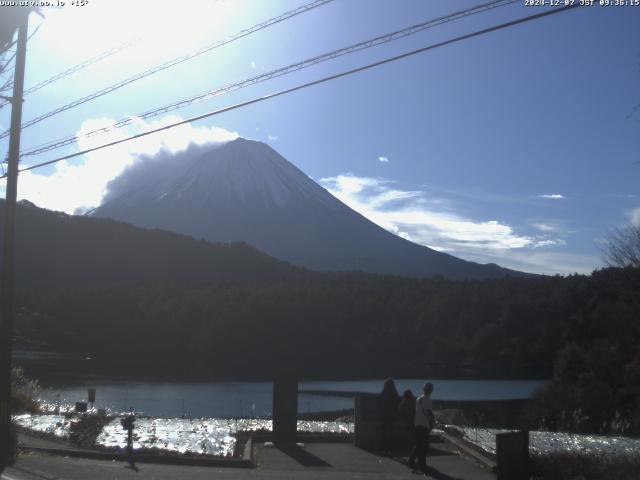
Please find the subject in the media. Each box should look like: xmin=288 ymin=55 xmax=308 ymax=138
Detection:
xmin=408 ymin=382 xmax=435 ymax=473
xmin=379 ymin=378 xmax=399 ymax=454
xmin=399 ymin=389 xmax=416 ymax=443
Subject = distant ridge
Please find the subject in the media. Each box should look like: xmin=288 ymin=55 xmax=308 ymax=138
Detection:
xmin=0 ymin=199 xmax=297 ymax=289
xmin=93 ymin=138 xmax=529 ymax=280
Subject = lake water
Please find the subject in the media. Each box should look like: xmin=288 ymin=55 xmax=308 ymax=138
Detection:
xmin=37 ymin=378 xmax=547 ymax=418
xmin=13 ymin=414 xmax=354 ymax=456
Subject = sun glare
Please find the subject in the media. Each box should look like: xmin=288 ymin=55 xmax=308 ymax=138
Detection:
xmin=36 ymin=0 xmax=243 ymax=65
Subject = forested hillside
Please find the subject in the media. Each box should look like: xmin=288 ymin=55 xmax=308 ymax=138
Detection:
xmin=6 ymin=200 xmax=639 ymax=434
xmin=0 ymin=200 xmax=299 ymax=288
xmin=16 ymin=268 xmax=640 ymax=383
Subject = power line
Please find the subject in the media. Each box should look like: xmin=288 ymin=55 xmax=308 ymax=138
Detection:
xmin=0 ymin=23 xmax=43 ymax=102
xmin=19 ymin=0 xmax=517 ymax=159
xmin=0 ymin=26 xmax=40 ymax=95
xmin=2 ymin=3 xmax=579 ymax=181
xmin=0 ymin=0 xmax=335 ymax=140
xmin=0 ymin=38 xmax=136 ymax=109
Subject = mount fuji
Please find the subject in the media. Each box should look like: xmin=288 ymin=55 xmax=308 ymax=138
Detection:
xmin=92 ymin=138 xmax=525 ymax=279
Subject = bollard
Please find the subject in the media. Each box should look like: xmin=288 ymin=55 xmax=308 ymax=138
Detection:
xmin=273 ymin=377 xmax=298 ymax=444
xmin=354 ymin=393 xmax=383 ymax=451
xmin=496 ymin=430 xmax=529 ymax=480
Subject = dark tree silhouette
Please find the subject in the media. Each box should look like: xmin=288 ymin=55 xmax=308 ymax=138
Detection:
xmin=603 ymin=224 xmax=640 ymax=268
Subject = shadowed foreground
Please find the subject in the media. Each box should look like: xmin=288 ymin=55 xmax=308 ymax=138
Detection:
xmin=3 ymin=440 xmax=494 ymax=480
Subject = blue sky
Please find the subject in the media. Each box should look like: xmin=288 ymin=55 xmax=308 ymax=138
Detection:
xmin=0 ymin=0 xmax=638 ymax=275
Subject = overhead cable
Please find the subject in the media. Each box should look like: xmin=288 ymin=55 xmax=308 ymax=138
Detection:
xmin=0 ymin=0 xmax=335 ymax=139
xmin=1 ymin=36 xmax=134 ymax=101
xmin=3 ymin=3 xmax=579 ymax=181
xmin=19 ymin=0 xmax=516 ymax=158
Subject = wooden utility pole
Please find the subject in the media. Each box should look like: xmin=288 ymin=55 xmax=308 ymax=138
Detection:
xmin=0 ymin=10 xmax=29 ymax=468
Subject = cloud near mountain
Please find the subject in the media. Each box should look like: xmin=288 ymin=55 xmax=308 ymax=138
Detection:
xmin=13 ymin=115 xmax=593 ymax=275
xmin=90 ymin=137 xmax=529 ymax=279
xmin=15 ymin=115 xmax=238 ymax=214
xmin=319 ymin=173 xmax=562 ymax=252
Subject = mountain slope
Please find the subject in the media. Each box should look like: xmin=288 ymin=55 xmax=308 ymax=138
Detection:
xmin=0 ymin=200 xmax=297 ymax=289
xmin=93 ymin=138 xmax=527 ymax=280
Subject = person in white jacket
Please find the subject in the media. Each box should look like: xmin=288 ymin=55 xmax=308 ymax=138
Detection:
xmin=408 ymin=382 xmax=434 ymax=474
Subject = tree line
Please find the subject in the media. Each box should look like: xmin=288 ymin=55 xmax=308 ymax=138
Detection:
xmin=14 ymin=267 xmax=640 ymax=434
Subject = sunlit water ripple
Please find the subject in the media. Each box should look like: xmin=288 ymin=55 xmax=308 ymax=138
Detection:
xmin=13 ymin=413 xmax=354 ymax=457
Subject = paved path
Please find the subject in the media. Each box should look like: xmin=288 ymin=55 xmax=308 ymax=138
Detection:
xmin=16 ymin=434 xmax=81 ymax=453
xmin=2 ymin=438 xmax=495 ymax=480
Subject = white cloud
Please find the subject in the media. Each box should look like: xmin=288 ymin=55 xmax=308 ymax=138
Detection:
xmin=629 ymin=207 xmax=640 ymax=227
xmin=268 ymin=135 xmax=278 ymax=141
xmin=607 ymin=193 xmax=637 ymax=199
xmin=319 ymin=174 xmax=581 ymax=273
xmin=320 ymin=174 xmax=553 ymax=251
xmin=251 ymin=61 xmax=256 ymax=69
xmin=378 ymin=156 xmax=389 ymax=163
xmin=17 ymin=116 xmax=238 ymax=214
xmin=539 ymin=194 xmax=566 ymax=200
xmin=532 ymin=239 xmax=566 ymax=249
xmin=532 ymin=222 xmax=559 ymax=233
xmin=327 ymin=174 xmax=382 ymax=195
xmin=462 ymin=249 xmax=600 ymax=276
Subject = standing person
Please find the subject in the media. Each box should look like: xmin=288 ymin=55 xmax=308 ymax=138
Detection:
xmin=399 ymin=390 xmax=416 ymax=432
xmin=399 ymin=389 xmax=416 ymax=452
xmin=408 ymin=382 xmax=435 ymax=474
xmin=379 ymin=378 xmax=399 ymax=454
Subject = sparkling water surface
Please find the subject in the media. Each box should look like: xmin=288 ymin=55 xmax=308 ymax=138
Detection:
xmin=36 ymin=378 xmax=547 ymax=418
xmin=14 ymin=413 xmax=354 ymax=457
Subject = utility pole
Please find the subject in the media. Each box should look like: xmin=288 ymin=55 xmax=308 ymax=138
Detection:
xmin=0 ymin=9 xmax=29 ymax=468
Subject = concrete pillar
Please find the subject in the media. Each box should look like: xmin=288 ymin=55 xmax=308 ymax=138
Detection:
xmin=496 ymin=430 xmax=529 ymax=480
xmin=273 ymin=377 xmax=298 ymax=444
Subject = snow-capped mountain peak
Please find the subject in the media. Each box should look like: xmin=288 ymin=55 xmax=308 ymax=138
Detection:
xmin=92 ymin=138 xmax=524 ymax=280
